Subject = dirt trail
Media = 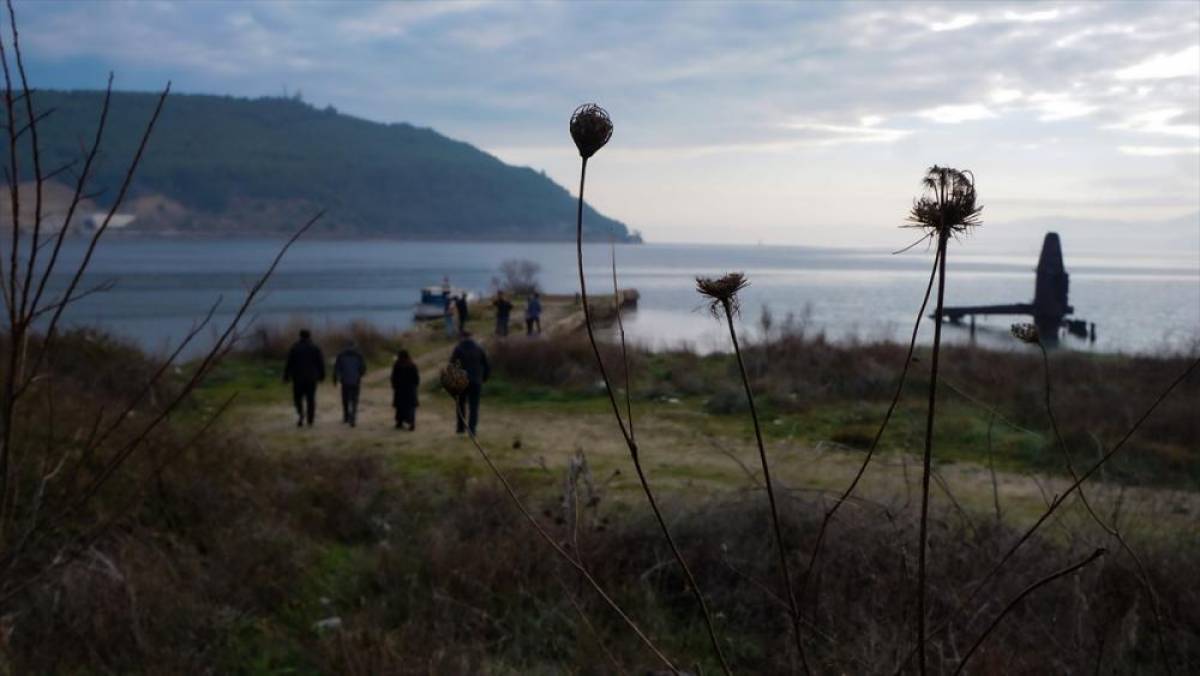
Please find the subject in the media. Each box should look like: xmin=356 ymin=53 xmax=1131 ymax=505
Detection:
xmin=230 ymin=313 xmax=1200 ymax=536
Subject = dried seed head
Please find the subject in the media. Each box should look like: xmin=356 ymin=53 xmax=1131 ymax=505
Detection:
xmin=1011 ymin=322 xmax=1040 ymax=344
xmin=904 ymin=165 xmax=983 ymax=238
xmin=570 ymin=103 xmax=613 ymax=159
xmin=696 ymin=272 xmax=749 ymax=317
xmin=440 ymin=361 xmax=470 ymax=396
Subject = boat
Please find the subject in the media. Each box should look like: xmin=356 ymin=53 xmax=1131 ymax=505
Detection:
xmin=413 ymin=285 xmax=473 ymax=321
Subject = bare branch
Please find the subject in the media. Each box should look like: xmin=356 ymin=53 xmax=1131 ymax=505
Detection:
xmin=8 ymin=0 xmax=46 ymax=323
xmin=62 ymin=212 xmax=321 ymax=516
xmin=952 ymin=549 xmax=1107 ymax=675
xmin=27 ymin=82 xmax=169 ymax=383
xmin=28 ymin=278 xmax=117 ymax=320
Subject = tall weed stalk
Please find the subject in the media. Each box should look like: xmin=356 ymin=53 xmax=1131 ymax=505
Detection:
xmin=571 ymin=103 xmax=730 ymax=674
xmin=904 ymin=166 xmax=982 ymax=674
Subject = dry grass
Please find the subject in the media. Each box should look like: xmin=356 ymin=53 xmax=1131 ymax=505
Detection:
xmin=6 ymin=430 xmax=1197 ymax=673
xmin=4 ymin=324 xmax=1197 ymax=673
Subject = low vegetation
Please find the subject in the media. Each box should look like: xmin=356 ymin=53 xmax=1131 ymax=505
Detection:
xmin=487 ymin=326 xmax=1199 ymax=489
xmin=3 ymin=330 xmax=1198 ymax=673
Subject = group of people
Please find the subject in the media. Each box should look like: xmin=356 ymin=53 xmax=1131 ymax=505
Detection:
xmin=440 ymin=277 xmax=542 ymax=339
xmin=491 ymin=291 xmax=542 ymax=337
xmin=281 ymin=328 xmax=491 ymax=436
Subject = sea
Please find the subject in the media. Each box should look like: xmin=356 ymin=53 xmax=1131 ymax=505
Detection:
xmin=31 ymin=238 xmax=1200 ymax=358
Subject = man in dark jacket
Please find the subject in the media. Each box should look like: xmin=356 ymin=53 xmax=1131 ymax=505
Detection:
xmin=283 ymin=329 xmax=325 ymax=427
xmin=449 ymin=331 xmax=489 ymax=435
xmin=333 ymin=341 xmax=367 ymax=427
xmin=454 ymin=295 xmax=470 ymax=335
xmin=525 ymin=292 xmax=542 ymax=335
xmin=493 ymin=291 xmax=513 ymax=337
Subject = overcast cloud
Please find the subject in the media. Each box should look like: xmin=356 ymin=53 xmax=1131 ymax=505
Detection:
xmin=14 ymin=0 xmax=1200 ymax=250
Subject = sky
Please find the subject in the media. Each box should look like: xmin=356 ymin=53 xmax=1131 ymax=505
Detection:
xmin=12 ymin=0 xmax=1200 ymax=252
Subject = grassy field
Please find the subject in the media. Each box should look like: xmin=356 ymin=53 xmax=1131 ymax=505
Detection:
xmin=4 ymin=303 xmax=1197 ymax=673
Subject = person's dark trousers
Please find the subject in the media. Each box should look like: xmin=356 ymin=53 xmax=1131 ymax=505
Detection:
xmin=395 ymin=406 xmax=415 ymax=430
xmin=496 ymin=316 xmax=509 ymax=336
xmin=455 ymin=382 xmax=482 ymax=435
xmin=341 ymin=384 xmax=361 ymax=426
xmin=526 ymin=318 xmax=540 ymax=335
xmin=292 ymin=380 xmax=317 ymax=426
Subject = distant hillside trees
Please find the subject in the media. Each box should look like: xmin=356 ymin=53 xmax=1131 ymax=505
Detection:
xmin=1 ymin=91 xmax=637 ymax=242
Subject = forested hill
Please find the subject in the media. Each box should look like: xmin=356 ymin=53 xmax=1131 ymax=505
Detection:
xmin=5 ymin=91 xmax=638 ymax=241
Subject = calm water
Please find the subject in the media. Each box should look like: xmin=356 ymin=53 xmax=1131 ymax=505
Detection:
xmin=36 ymin=238 xmax=1200 ymax=357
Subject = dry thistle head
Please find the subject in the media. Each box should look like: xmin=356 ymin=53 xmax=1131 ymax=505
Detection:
xmin=440 ymin=361 xmax=469 ymax=396
xmin=1011 ymin=322 xmax=1040 ymax=344
xmin=570 ymin=103 xmax=613 ymax=159
xmin=904 ymin=165 xmax=983 ymax=238
xmin=696 ymin=272 xmax=749 ymax=317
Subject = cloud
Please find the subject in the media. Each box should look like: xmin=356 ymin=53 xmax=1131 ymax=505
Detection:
xmin=1108 ymin=109 xmax=1200 ymax=139
xmin=1027 ymin=93 xmax=1097 ymax=121
xmin=929 ymin=14 xmax=980 ymax=32
xmin=1118 ymin=145 xmax=1200 ymax=157
xmin=918 ymin=104 xmax=996 ymax=124
xmin=1115 ymin=45 xmax=1200 ymax=81
xmin=782 ymin=119 xmax=913 ymax=145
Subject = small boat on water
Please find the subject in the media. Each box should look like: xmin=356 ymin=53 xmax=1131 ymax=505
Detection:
xmin=413 ymin=285 xmax=473 ymax=321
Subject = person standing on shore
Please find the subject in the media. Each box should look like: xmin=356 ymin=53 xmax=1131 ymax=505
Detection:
xmin=283 ymin=329 xmax=325 ymax=427
xmin=449 ymin=331 xmax=489 ymax=435
xmin=525 ymin=292 xmax=542 ymax=335
xmin=493 ymin=291 xmax=513 ymax=337
xmin=390 ymin=349 xmax=420 ymax=430
xmin=333 ymin=340 xmax=367 ymax=427
xmin=454 ymin=294 xmax=470 ymax=335
xmin=442 ymin=291 xmax=456 ymax=338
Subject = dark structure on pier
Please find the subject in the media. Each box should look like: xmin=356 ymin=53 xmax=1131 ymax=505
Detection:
xmin=935 ymin=232 xmax=1092 ymax=344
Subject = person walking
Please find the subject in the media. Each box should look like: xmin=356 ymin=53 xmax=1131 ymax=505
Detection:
xmin=283 ymin=329 xmax=325 ymax=427
xmin=442 ymin=291 xmax=456 ymax=338
xmin=493 ymin=291 xmax=513 ymax=337
xmin=390 ymin=349 xmax=420 ymax=430
xmin=449 ymin=331 xmax=489 ymax=435
xmin=333 ymin=340 xmax=367 ymax=427
xmin=525 ymin=292 xmax=542 ymax=335
xmin=454 ymin=294 xmax=469 ymax=335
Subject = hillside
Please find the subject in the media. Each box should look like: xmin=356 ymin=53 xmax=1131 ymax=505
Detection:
xmin=0 ymin=91 xmax=638 ymax=241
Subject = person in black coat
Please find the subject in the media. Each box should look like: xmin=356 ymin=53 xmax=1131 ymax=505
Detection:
xmin=390 ymin=349 xmax=420 ymax=430
xmin=454 ymin=295 xmax=469 ymax=335
xmin=333 ymin=341 xmax=367 ymax=427
xmin=493 ymin=291 xmax=513 ymax=337
xmin=449 ymin=332 xmax=489 ymax=435
xmin=283 ymin=329 xmax=325 ymax=427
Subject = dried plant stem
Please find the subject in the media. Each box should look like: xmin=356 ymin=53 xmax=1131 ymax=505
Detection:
xmin=720 ymin=299 xmax=804 ymax=670
xmin=797 ymin=244 xmax=941 ymax=622
xmin=894 ymin=355 xmax=1200 ymax=675
xmin=916 ymin=228 xmax=950 ymax=675
xmin=952 ymin=548 xmax=1107 ymax=675
xmin=456 ymin=409 xmax=676 ymax=672
xmin=1037 ymin=344 xmax=1172 ymax=673
xmin=610 ymin=243 xmax=634 ymax=440
xmin=575 ymin=158 xmax=731 ymax=675
xmin=986 ymin=412 xmax=1001 ymax=522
